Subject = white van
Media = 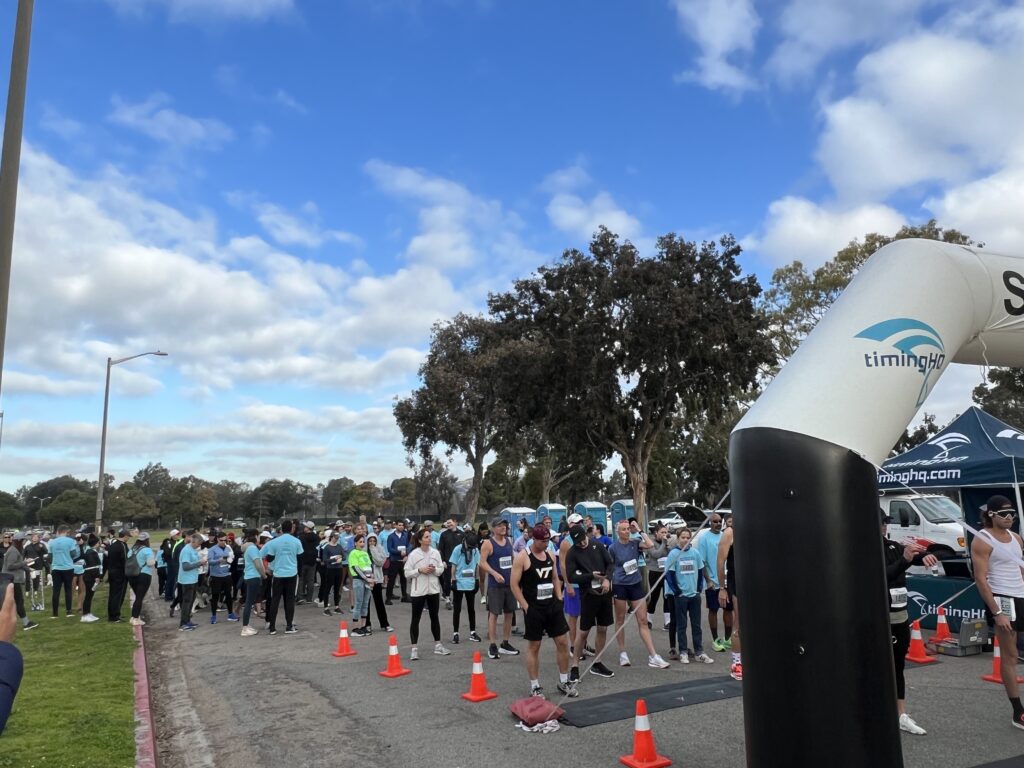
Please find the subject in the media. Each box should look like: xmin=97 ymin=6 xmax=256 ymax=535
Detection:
xmin=879 ymin=493 xmax=967 ymax=573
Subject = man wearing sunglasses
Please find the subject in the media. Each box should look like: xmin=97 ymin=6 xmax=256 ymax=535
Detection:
xmin=973 ymin=494 xmax=1024 ymax=730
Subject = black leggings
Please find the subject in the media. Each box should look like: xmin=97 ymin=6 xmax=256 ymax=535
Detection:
xmin=371 ymin=583 xmax=390 ymax=629
xmin=130 ymin=573 xmax=151 ymax=619
xmin=647 ymin=572 xmax=665 ymax=615
xmin=12 ymin=583 xmax=25 ymax=620
xmin=410 ymin=593 xmax=441 ymax=645
xmin=891 ymin=620 xmax=910 ymax=700
xmin=319 ymin=568 xmax=342 ymax=607
xmin=210 ymin=575 xmax=232 ymax=616
xmin=82 ymin=575 xmax=97 ymax=616
xmin=453 ymin=586 xmax=477 ymax=632
xmin=51 ymin=569 xmax=74 ymax=616
xmin=267 ymin=575 xmax=297 ymax=631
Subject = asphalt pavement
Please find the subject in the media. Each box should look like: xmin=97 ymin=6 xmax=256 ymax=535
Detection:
xmin=143 ymin=590 xmax=1024 ymax=768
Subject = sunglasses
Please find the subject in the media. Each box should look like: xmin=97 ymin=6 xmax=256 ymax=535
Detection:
xmin=994 ymin=510 xmax=1017 ymax=519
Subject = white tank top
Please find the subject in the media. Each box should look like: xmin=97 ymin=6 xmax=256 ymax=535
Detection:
xmin=980 ymin=530 xmax=1024 ymax=598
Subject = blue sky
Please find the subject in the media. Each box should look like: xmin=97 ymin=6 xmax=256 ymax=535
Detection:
xmin=0 ymin=0 xmax=1019 ymax=492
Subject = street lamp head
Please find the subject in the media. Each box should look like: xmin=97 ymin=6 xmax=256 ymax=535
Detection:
xmin=153 ymin=351 xmax=168 ymax=356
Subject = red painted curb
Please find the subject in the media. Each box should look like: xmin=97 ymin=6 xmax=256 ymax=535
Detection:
xmin=133 ymin=624 xmax=159 ymax=768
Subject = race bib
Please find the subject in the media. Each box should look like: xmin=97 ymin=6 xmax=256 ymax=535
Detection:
xmin=889 ymin=588 xmax=908 ymax=609
xmin=537 ymin=583 xmax=554 ymax=601
xmin=591 ymin=578 xmax=604 ymax=591
xmin=679 ymin=560 xmax=696 ymax=574
xmin=997 ymin=595 xmax=1018 ymax=621
xmin=499 ymin=556 xmax=513 ymax=571
xmin=623 ymin=559 xmax=638 ymax=575
xmin=398 ymin=546 xmax=406 ymax=554
xmin=361 ymin=567 xmax=373 ymax=578
xmin=461 ymin=568 xmax=475 ymax=578
xmin=657 ymin=557 xmax=667 ymax=570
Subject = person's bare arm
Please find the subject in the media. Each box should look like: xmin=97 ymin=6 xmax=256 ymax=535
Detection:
xmin=510 ymin=551 xmax=529 ymax=613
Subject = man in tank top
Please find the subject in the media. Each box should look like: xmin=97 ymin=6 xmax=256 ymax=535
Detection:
xmin=479 ymin=517 xmax=520 ymax=660
xmin=511 ymin=524 xmax=576 ymax=699
xmin=972 ymin=494 xmax=1024 ymax=730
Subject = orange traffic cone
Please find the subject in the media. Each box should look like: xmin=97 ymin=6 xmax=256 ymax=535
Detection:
xmin=379 ymin=634 xmax=412 ymax=678
xmin=982 ymin=638 xmax=1024 ymax=684
xmin=905 ymin=620 xmax=937 ymax=664
xmin=461 ymin=652 xmax=498 ymax=702
xmin=928 ymin=608 xmax=952 ymax=645
xmin=619 ymin=699 xmax=672 ymax=768
xmin=331 ymin=621 xmax=357 ymax=658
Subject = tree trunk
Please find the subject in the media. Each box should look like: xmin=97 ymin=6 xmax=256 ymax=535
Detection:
xmin=539 ymin=457 xmax=554 ymax=505
xmin=464 ymin=455 xmax=484 ymax=526
xmin=622 ymin=451 xmax=650 ymax=530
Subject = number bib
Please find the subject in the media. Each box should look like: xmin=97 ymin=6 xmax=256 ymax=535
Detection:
xmin=591 ymin=578 xmax=604 ymax=591
xmin=361 ymin=567 xmax=373 ymax=579
xmin=657 ymin=557 xmax=667 ymax=570
xmin=623 ymin=559 xmax=638 ymax=576
xmin=499 ymin=556 xmax=513 ymax=571
xmin=889 ymin=588 xmax=908 ymax=609
xmin=997 ymin=595 xmax=1018 ymax=621
xmin=461 ymin=568 xmax=475 ymax=579
xmin=537 ymin=583 xmax=554 ymax=601
xmin=679 ymin=560 xmax=696 ymax=575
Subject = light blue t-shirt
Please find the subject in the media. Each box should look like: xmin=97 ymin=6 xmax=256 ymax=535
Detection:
xmin=243 ymin=543 xmax=263 ymax=580
xmin=156 ymin=550 xmax=166 ymax=569
xmin=449 ymin=544 xmax=480 ymax=591
xmin=609 ymin=538 xmax=643 ymax=586
xmin=696 ymin=530 xmax=723 ymax=585
xmin=430 ymin=530 xmax=441 ymax=548
xmin=177 ymin=545 xmax=200 ymax=585
xmin=49 ymin=535 xmax=79 ymax=571
xmin=262 ymin=533 xmax=303 ymax=578
xmin=665 ymin=545 xmax=704 ymax=598
xmin=136 ymin=546 xmax=155 ymax=577
xmin=339 ymin=534 xmax=355 ymax=564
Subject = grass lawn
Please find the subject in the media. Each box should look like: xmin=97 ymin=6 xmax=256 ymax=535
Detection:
xmin=2 ymin=582 xmax=138 ymax=768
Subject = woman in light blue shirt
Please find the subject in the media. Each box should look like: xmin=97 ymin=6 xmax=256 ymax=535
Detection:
xmin=130 ymin=533 xmax=156 ymax=626
xmin=448 ymin=533 xmax=482 ymax=644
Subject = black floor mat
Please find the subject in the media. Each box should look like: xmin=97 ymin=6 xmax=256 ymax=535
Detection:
xmin=968 ymin=757 xmax=1024 ymax=768
xmin=560 ymin=675 xmax=742 ymax=727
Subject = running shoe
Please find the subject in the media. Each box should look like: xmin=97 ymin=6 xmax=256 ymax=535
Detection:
xmin=668 ymin=649 xmax=680 ymax=661
xmin=695 ymin=652 xmax=714 ymax=664
xmin=569 ymin=666 xmax=580 ymax=682
xmin=730 ymin=662 xmax=743 ymax=681
xmin=240 ymin=627 xmax=258 ymax=637
xmin=712 ymin=638 xmax=727 ymax=652
xmin=81 ymin=614 xmax=99 ymax=623
xmin=181 ymin=623 xmax=197 ymax=631
xmin=333 ymin=607 xmax=343 ymax=614
xmin=469 ymin=631 xmax=482 ymax=643
xmin=323 ymin=609 xmax=331 ymax=616
xmin=648 ymin=654 xmax=670 ymax=669
xmin=1014 ymin=712 xmax=1024 ymax=731
xmin=410 ymin=647 xmax=419 ymax=661
xmin=210 ymin=615 xmax=217 ymax=624
xmin=351 ymin=627 xmax=368 ymax=637
xmin=530 ymin=684 xmax=544 ymax=697
xmin=226 ymin=613 xmax=239 ymax=622
xmin=23 ymin=621 xmax=38 ymax=631
xmin=511 ymin=626 xmax=524 ymax=636
xmin=589 ymin=662 xmax=615 ymax=678
xmin=619 ymin=651 xmax=631 ymax=667
xmin=680 ymin=653 xmax=690 ymax=664
xmin=647 ymin=619 xmax=653 ymax=630
xmin=452 ymin=632 xmax=460 ymax=644
xmin=488 ymin=644 xmax=500 ymax=660
xmin=268 ymin=628 xmax=277 ymax=635
xmin=722 ymin=638 xmax=733 ymax=650
xmin=898 ymin=714 xmax=926 ymax=735
xmin=499 ymin=641 xmax=520 ymax=656
xmin=434 ymin=642 xmax=452 ymax=656
xmin=557 ymin=680 xmax=579 ymax=698
xmin=582 ymin=645 xmax=596 ymax=657
xmin=385 ymin=626 xmax=395 ymax=632
xmin=284 ymin=626 xmax=298 ymax=634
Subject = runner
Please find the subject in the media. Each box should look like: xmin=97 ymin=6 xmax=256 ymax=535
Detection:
xmin=480 ymin=517 xmax=520 ymax=660
xmin=163 ymin=528 xmax=180 ymax=602
xmin=106 ymin=529 xmax=130 ymax=624
xmin=348 ymin=534 xmax=374 ymax=637
xmin=565 ymin=524 xmax=616 ymax=679
xmin=1 ymin=533 xmax=39 ymax=631
xmin=449 ymin=532 xmax=481 ymax=644
xmin=319 ymin=531 xmax=345 ymax=616
xmin=262 ymin=520 xmax=304 ymax=635
xmin=972 ymin=494 xmax=1024 ymax=730
xmin=404 ymin=528 xmax=451 ymax=660
xmin=366 ymin=534 xmax=393 ymax=632
xmin=438 ymin=518 xmax=464 ymax=610
xmin=79 ymin=534 xmax=102 ymax=623
xmin=296 ymin=522 xmax=319 ymax=606
xmin=385 ymin=520 xmax=411 ymax=604
xmin=240 ymin=530 xmax=266 ymax=637
xmin=665 ymin=528 xmax=713 ymax=665
xmin=129 ymin=533 xmax=156 ymax=627
xmin=609 ymin=520 xmax=669 ymax=669
xmin=558 ymin=513 xmax=587 ymax=670
xmin=645 ymin=524 xmax=673 ymax=635
xmin=882 ymin=509 xmax=937 ymax=734
xmin=510 ymin=524 xmax=577 ymax=698
xmin=697 ymin=513 xmax=732 ymax=651
xmin=717 ymin=520 xmax=741 ymax=680
xmin=177 ymin=533 xmax=205 ymax=631
xmin=206 ymin=533 xmax=236 ymax=624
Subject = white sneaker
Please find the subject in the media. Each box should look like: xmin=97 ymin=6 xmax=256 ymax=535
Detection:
xmin=695 ymin=652 xmax=714 ymax=664
xmin=680 ymin=653 xmax=690 ymax=664
xmin=129 ymin=618 xmax=146 ymax=626
xmin=648 ymin=654 xmax=670 ymax=669
xmin=619 ymin=651 xmax=631 ymax=667
xmin=899 ymin=713 xmax=926 ymax=735
xmin=81 ymin=614 xmax=99 ymax=623
xmin=240 ymin=626 xmax=258 ymax=637
xmin=410 ymin=647 xmax=419 ymax=661
xmin=434 ymin=643 xmax=452 ymax=656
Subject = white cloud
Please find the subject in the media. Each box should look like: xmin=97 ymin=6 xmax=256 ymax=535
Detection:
xmin=756 ymin=196 xmax=906 ymax=267
xmin=109 ymin=93 xmax=234 ymax=149
xmin=547 ymin=191 xmax=643 ymax=244
xmin=2 ymin=371 xmax=95 ymax=397
xmin=273 ymin=88 xmax=307 ymax=114
xmin=252 ymin=201 xmax=362 ymax=248
xmin=540 ymin=163 xmax=591 ymax=194
xmin=925 ymin=166 xmax=1024 ymax=253
xmin=670 ymin=0 xmax=760 ymax=93
xmin=40 ymin=105 xmax=83 ymax=141
xmin=107 ymin=0 xmax=295 ymax=22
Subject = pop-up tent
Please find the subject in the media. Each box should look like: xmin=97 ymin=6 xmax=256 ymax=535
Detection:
xmin=877 ymin=406 xmax=1024 ymax=526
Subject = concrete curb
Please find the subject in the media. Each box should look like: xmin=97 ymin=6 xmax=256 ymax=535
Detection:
xmin=133 ymin=623 xmax=159 ymax=768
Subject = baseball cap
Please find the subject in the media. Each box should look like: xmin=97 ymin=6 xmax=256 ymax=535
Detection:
xmin=490 ymin=516 xmax=508 ymax=528
xmin=169 ymin=528 xmax=181 ymax=537
xmin=259 ymin=531 xmax=273 ymax=540
xmin=569 ymin=524 xmax=586 ymax=544
xmin=567 ymin=513 xmax=584 ymax=525
xmin=986 ymin=494 xmax=1014 ymax=512
xmin=303 ymin=521 xmax=314 ymax=529
xmin=530 ymin=524 xmax=549 ymax=541
xmin=117 ymin=529 xmax=130 ymax=537
xmin=424 ymin=520 xmax=434 ymax=527
xmin=137 ymin=532 xmax=150 ymax=541
xmin=12 ymin=532 xmax=26 ymax=541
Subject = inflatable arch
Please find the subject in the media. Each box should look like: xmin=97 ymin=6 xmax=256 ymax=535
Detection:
xmin=730 ymin=239 xmax=1024 ymax=767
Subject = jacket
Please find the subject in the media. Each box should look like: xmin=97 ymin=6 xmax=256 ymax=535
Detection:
xmin=404 ymin=547 xmax=444 ymax=596
xmin=387 ymin=531 xmax=411 ymax=560
xmin=2 ymin=547 xmax=32 ymax=584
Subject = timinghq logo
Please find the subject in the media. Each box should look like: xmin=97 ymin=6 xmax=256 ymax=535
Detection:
xmin=926 ymin=432 xmax=971 ymax=460
xmin=855 ymin=318 xmax=946 ymax=406
xmin=906 ymin=591 xmax=985 ymax=622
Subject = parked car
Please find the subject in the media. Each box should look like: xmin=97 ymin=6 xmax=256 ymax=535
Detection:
xmin=879 ymin=492 xmax=967 ymax=575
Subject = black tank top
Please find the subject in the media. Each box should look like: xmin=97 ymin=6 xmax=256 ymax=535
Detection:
xmin=726 ymin=541 xmax=736 ymax=588
xmin=521 ymin=550 xmax=557 ymax=605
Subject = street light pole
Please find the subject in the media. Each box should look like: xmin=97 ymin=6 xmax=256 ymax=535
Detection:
xmin=31 ymin=495 xmax=49 ymax=525
xmin=95 ymin=351 xmax=168 ymax=531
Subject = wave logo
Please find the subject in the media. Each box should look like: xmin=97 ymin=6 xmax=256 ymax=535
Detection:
xmin=907 ymin=591 xmax=930 ymax=613
xmin=997 ymin=428 xmax=1024 ymax=441
xmin=927 ymin=432 xmax=971 ymax=460
xmin=856 ymin=318 xmax=946 ymax=406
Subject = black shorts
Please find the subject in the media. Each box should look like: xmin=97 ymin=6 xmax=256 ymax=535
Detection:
xmin=580 ymin=591 xmax=614 ymax=632
xmin=524 ymin=601 xmax=569 ymax=641
xmin=987 ymin=594 xmax=1024 ymax=632
xmin=706 ymin=587 xmax=733 ymax=612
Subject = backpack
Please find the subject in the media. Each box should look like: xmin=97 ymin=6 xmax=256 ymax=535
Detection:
xmin=124 ymin=544 xmax=141 ymax=577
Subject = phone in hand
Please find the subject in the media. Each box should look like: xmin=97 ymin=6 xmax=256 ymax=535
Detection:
xmin=0 ymin=573 xmax=12 ymax=610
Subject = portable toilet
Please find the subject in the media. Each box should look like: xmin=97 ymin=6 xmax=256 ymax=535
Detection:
xmin=573 ymin=500 xmax=609 ymax=534
xmin=610 ymin=499 xmax=635 ymax=530
xmin=536 ymin=503 xmax=568 ymax=530
xmin=499 ymin=507 xmax=536 ymax=534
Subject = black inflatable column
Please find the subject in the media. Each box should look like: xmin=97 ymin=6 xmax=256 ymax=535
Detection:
xmin=730 ymin=427 xmax=903 ymax=768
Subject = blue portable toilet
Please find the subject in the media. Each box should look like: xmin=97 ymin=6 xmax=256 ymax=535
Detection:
xmin=536 ymin=503 xmax=567 ymax=530
xmin=499 ymin=507 xmax=536 ymax=533
xmin=573 ymin=501 xmax=609 ymax=534
xmin=609 ymin=499 xmax=635 ymax=529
